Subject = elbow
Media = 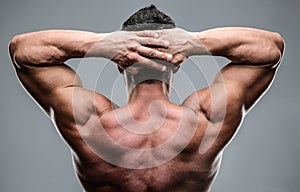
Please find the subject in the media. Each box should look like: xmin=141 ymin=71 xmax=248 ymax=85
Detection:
xmin=270 ymin=32 xmax=285 ymax=66
xmin=274 ymin=32 xmax=285 ymax=55
xmin=9 ymin=33 xmax=39 ymax=67
xmin=9 ymin=34 xmax=25 ymax=66
xmin=9 ymin=35 xmax=19 ymax=58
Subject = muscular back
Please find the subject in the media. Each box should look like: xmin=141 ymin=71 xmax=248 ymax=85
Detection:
xmin=53 ymin=92 xmax=227 ymax=192
xmin=9 ymin=27 xmax=283 ymax=192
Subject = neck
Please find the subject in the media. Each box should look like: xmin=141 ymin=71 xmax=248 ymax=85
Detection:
xmin=128 ymin=82 xmax=170 ymax=103
xmin=124 ymin=70 xmax=173 ymax=104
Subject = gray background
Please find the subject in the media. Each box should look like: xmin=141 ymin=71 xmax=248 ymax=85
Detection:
xmin=0 ymin=0 xmax=299 ymax=191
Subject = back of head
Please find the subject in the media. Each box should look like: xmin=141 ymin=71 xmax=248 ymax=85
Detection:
xmin=120 ymin=5 xmax=177 ymax=84
xmin=122 ymin=5 xmax=176 ymax=31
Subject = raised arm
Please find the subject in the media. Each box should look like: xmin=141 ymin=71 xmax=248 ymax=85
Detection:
xmin=191 ymin=27 xmax=284 ymax=115
xmin=157 ymin=27 xmax=284 ymax=155
xmin=9 ymin=30 xmax=172 ymax=70
xmin=158 ymin=27 xmax=284 ymax=115
xmin=194 ymin=27 xmax=284 ymax=65
xmin=8 ymin=30 xmax=172 ymax=118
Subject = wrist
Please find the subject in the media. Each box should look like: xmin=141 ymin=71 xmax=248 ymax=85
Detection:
xmin=188 ymin=32 xmax=210 ymax=56
xmin=83 ymin=33 xmax=108 ymax=58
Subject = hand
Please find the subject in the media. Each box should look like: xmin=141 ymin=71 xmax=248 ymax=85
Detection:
xmin=94 ymin=31 xmax=173 ymax=72
xmin=156 ymin=28 xmax=207 ymax=67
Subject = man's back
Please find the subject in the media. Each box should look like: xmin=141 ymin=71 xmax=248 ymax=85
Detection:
xmin=9 ymin=19 xmax=284 ymax=191
xmin=65 ymin=98 xmax=222 ymax=192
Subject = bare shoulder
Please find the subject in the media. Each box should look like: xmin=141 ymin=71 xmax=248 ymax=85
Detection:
xmin=182 ymin=85 xmax=245 ymax=158
xmin=51 ymin=87 xmax=115 ymax=126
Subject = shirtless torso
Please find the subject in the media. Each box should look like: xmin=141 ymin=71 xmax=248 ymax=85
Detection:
xmin=9 ymin=26 xmax=284 ymax=192
xmin=71 ymin=100 xmax=218 ymax=192
xmin=64 ymin=90 xmax=224 ymax=192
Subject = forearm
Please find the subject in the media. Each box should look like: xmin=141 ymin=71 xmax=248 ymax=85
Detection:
xmin=9 ymin=30 xmax=104 ymax=66
xmin=193 ymin=27 xmax=284 ymax=65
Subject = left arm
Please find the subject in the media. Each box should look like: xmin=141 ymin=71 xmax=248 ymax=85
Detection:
xmin=9 ymin=29 xmax=172 ymax=120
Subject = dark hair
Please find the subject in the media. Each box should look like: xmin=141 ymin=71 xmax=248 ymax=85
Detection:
xmin=122 ymin=5 xmax=176 ymax=31
xmin=119 ymin=5 xmax=177 ymax=84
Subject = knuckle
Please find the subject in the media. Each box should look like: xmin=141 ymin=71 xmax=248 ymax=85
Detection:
xmin=129 ymin=45 xmax=138 ymax=51
xmin=128 ymin=34 xmax=136 ymax=40
xmin=136 ymin=31 xmax=143 ymax=36
xmin=148 ymin=50 xmax=155 ymax=57
xmin=127 ymin=53 xmax=136 ymax=60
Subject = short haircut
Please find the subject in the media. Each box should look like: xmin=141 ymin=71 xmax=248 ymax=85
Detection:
xmin=122 ymin=5 xmax=176 ymax=31
xmin=119 ymin=5 xmax=177 ymax=83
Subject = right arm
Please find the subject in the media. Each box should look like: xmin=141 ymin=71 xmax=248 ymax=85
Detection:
xmin=158 ymin=27 xmax=284 ymax=156
xmin=189 ymin=27 xmax=284 ymax=116
xmin=193 ymin=28 xmax=284 ymax=156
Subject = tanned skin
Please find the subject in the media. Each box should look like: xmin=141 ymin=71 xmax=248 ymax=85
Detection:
xmin=9 ymin=27 xmax=284 ymax=192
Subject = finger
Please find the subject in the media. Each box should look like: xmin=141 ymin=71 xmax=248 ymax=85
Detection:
xmin=135 ymin=55 xmax=167 ymax=71
xmin=135 ymin=46 xmax=173 ymax=61
xmin=136 ymin=31 xmax=159 ymax=38
xmin=171 ymin=53 xmax=187 ymax=66
xmin=138 ymin=37 xmax=169 ymax=48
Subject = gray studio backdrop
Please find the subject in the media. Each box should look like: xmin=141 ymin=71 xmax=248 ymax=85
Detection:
xmin=0 ymin=0 xmax=299 ymax=191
